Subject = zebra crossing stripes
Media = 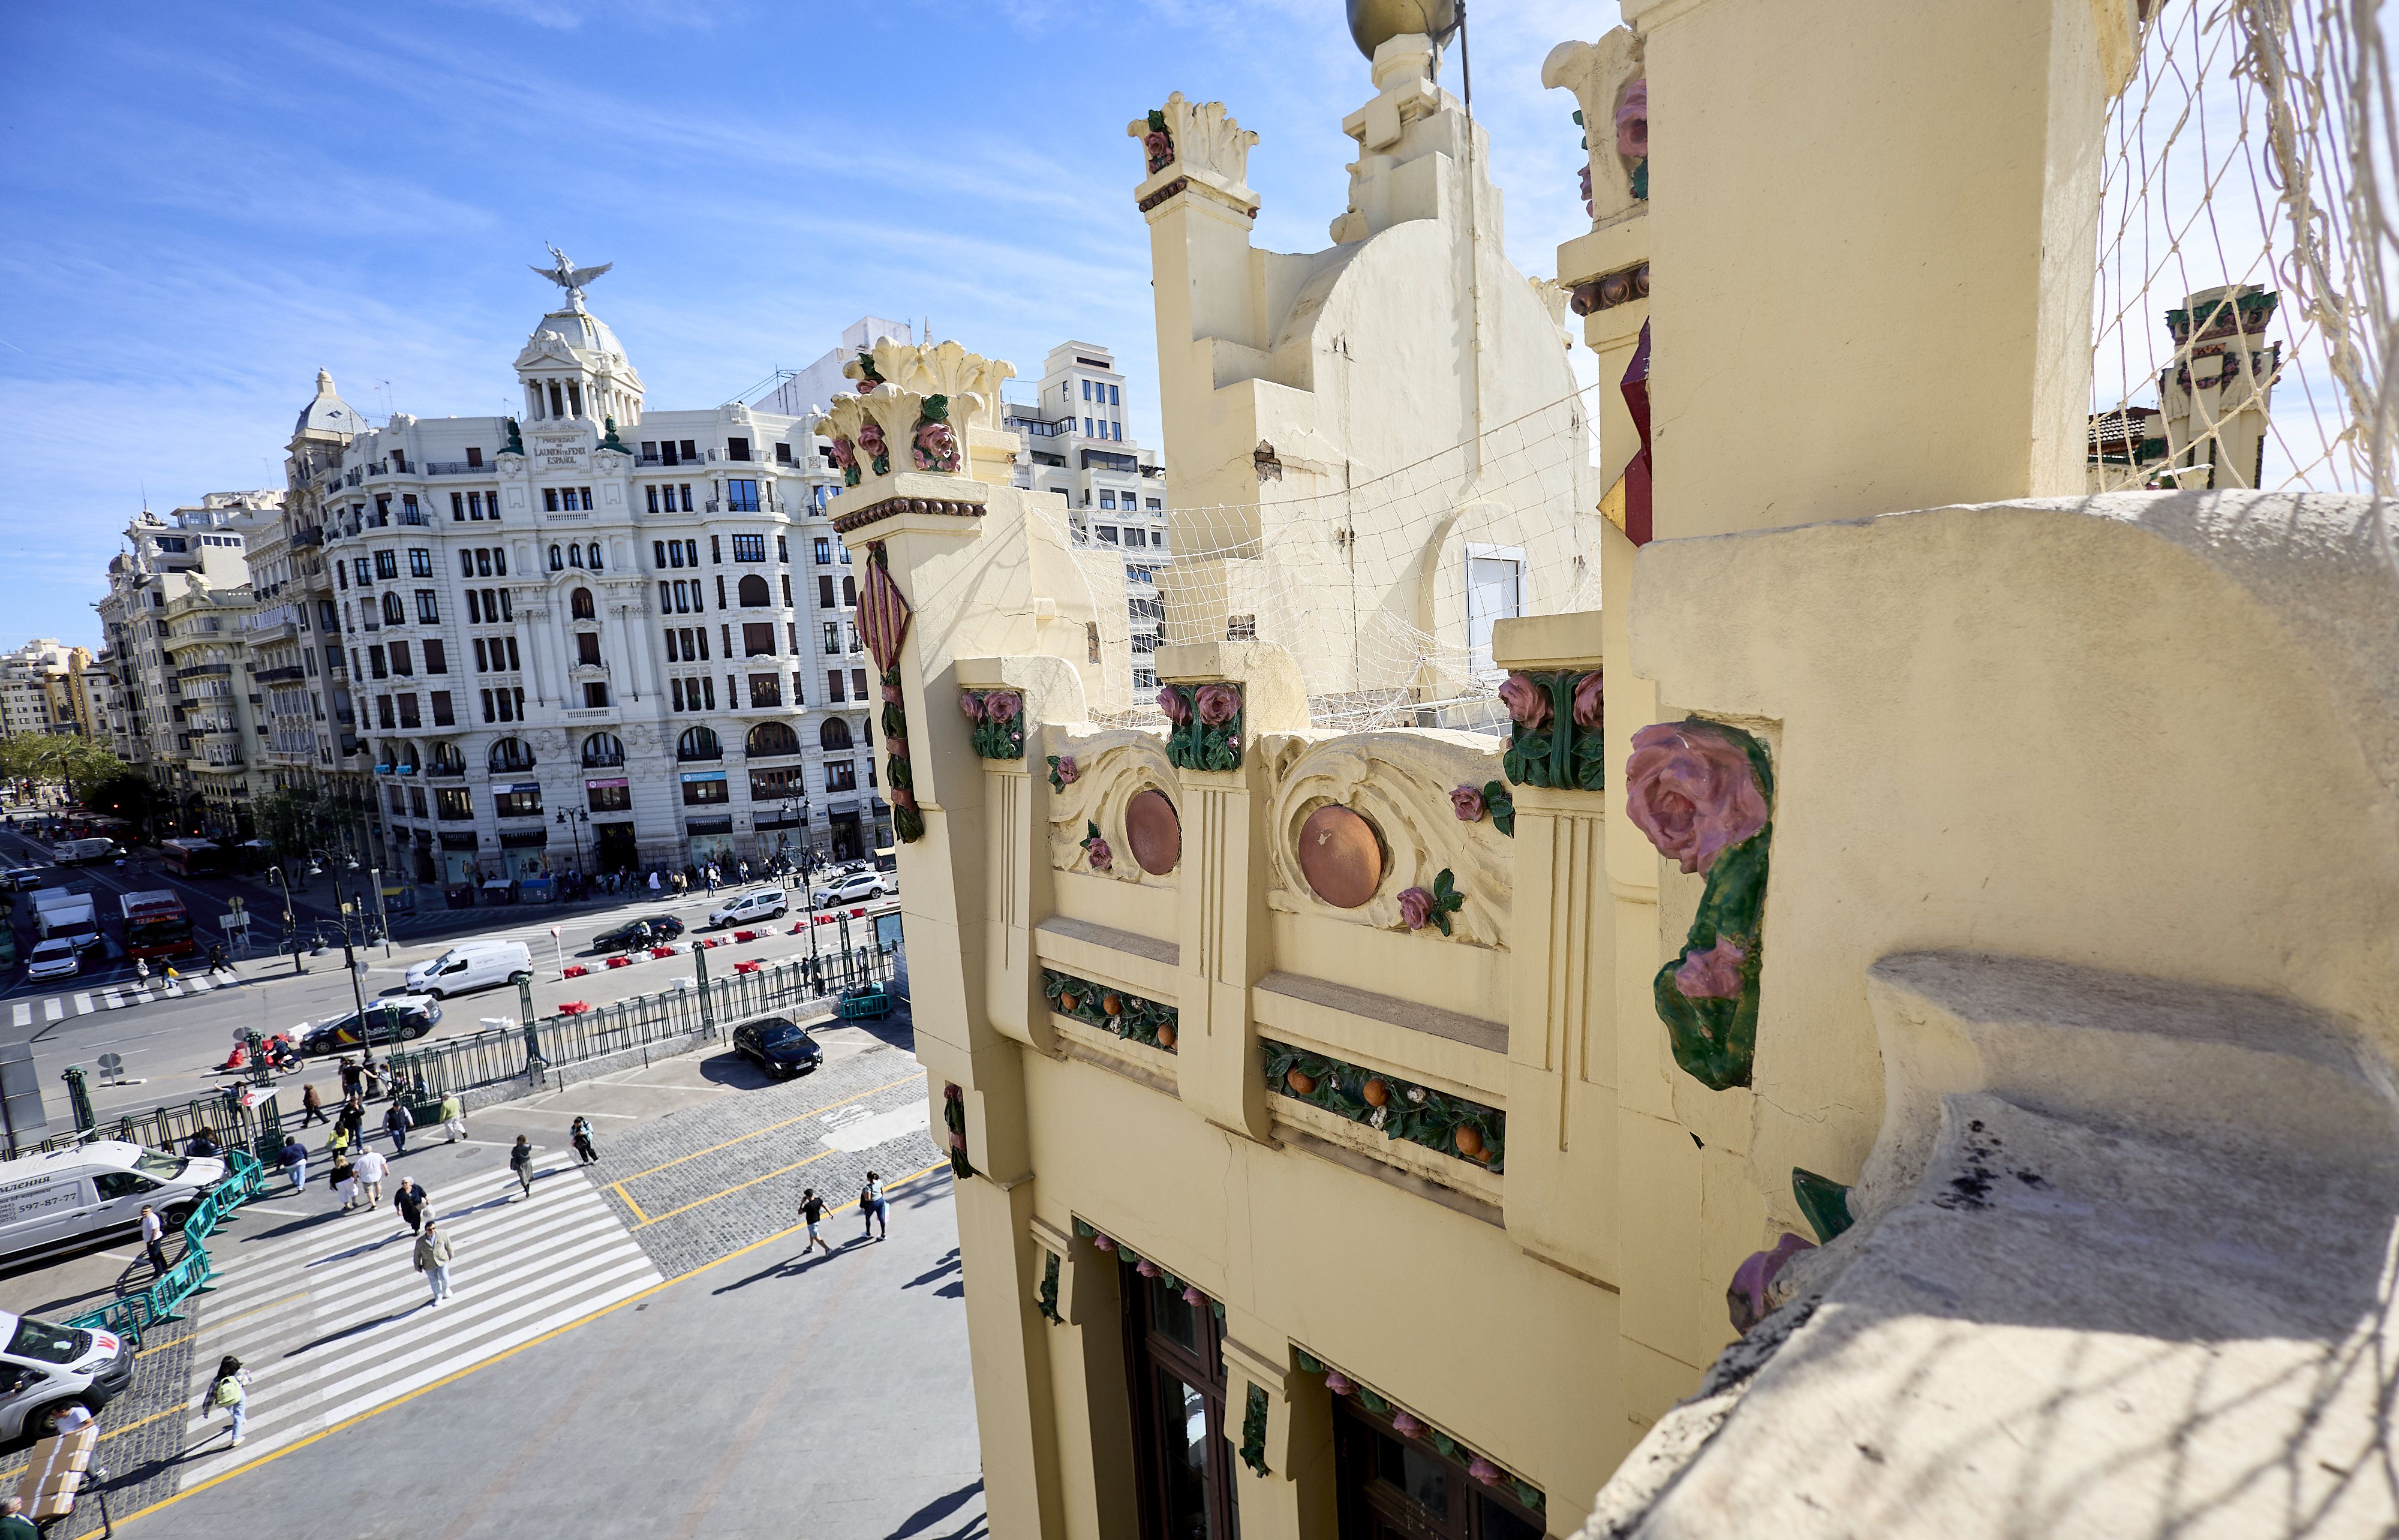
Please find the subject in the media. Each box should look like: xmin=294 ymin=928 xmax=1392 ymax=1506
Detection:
xmin=5 ymin=970 xmax=237 ymax=1030
xmin=175 ymin=1157 xmax=660 ymax=1484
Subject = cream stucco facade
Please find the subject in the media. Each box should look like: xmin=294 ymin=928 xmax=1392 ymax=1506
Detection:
xmin=837 ymin=2 xmax=2399 ymax=1538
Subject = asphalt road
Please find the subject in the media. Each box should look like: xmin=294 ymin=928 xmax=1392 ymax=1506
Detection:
xmin=0 ymin=856 xmax=901 ymax=1135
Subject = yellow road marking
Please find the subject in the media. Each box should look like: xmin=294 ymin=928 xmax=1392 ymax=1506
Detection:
xmin=631 ymin=1146 xmax=841 ymax=1229
xmin=97 ymin=1161 xmax=952 ymax=1538
xmin=611 ymin=1072 xmax=924 ymax=1184
xmin=611 ymin=1181 xmax=650 ymax=1225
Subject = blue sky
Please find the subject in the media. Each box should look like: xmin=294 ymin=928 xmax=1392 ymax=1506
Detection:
xmin=0 ymin=0 xmax=1595 ymax=651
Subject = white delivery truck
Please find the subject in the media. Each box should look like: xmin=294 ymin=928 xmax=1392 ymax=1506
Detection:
xmin=50 ymin=838 xmax=118 ymax=867
xmin=26 ymin=891 xmax=99 ymax=955
xmin=0 ymin=1142 xmax=227 ymax=1264
xmin=403 ymin=938 xmax=533 ymax=1000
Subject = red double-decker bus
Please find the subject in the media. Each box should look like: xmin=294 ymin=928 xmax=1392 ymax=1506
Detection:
xmin=119 ymin=891 xmax=196 ymax=960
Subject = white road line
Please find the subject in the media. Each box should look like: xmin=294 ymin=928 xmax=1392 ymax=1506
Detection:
xmin=100 ymin=989 xmax=124 ymax=1010
xmin=73 ymin=993 xmax=93 ymax=1015
xmin=9 ymin=1004 xmax=26 ymax=1029
xmin=42 ymin=1000 xmax=61 ymax=1023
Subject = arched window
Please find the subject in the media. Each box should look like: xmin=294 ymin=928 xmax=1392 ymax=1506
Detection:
xmin=429 ymin=742 xmax=465 ymax=775
xmin=747 ymin=721 xmax=799 ymax=757
xmin=388 ymin=742 xmax=417 ymax=771
xmin=381 ymin=592 xmax=404 ymax=624
xmin=586 ymin=543 xmax=603 ymax=570
xmin=570 ymin=588 xmax=596 ymax=621
xmin=678 ymin=726 xmax=723 ymax=761
xmin=817 ymin=717 xmax=853 ymax=751
xmin=549 ymin=544 xmax=564 ymax=572
xmin=568 ymin=545 xmax=584 ymax=569
xmin=488 ymin=736 xmax=535 ymax=772
xmin=736 ymin=574 xmax=770 ymax=607
xmin=581 ymin=732 xmax=624 ymax=768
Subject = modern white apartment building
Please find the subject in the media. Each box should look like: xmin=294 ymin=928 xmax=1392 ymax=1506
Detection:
xmin=1002 ymin=341 xmax=1173 ymax=693
xmin=94 ymin=494 xmax=279 ymax=835
xmin=319 ymin=258 xmax=881 ymax=886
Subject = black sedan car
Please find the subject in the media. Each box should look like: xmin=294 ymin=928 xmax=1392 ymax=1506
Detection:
xmin=591 ymin=915 xmax=686 ymax=954
xmin=731 ymin=1016 xmax=824 ymax=1079
xmin=299 ymin=996 xmax=443 ymax=1055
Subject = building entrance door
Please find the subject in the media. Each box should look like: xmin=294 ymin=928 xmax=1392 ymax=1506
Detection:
xmin=1124 ymin=1262 xmax=1238 ymax=1540
xmin=594 ymin=821 xmax=637 ymax=873
xmin=829 ymin=811 xmax=862 ymax=862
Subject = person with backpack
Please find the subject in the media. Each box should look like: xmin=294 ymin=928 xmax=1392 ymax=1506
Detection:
xmin=414 ymin=1217 xmax=454 ymax=1304
xmin=206 ymin=1355 xmax=251 ymax=1448
xmin=569 ymin=1116 xmax=597 ymax=1166
xmin=858 ymin=1171 xmax=886 ymax=1243
xmin=384 ymin=1099 xmax=414 ymax=1155
xmin=797 ymin=1188 xmax=832 ymax=1256
xmin=509 ymin=1135 xmax=536 ymax=1199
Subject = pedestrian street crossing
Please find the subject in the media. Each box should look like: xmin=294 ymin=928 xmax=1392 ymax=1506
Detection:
xmin=175 ymin=1156 xmax=662 ymax=1484
xmin=7 ymin=967 xmax=246 ymax=1028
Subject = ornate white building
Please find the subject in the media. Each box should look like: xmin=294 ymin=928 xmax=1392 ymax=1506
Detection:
xmin=316 ymin=257 xmax=880 ymax=886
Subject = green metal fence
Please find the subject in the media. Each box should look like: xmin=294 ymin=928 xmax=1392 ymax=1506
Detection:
xmin=389 ymin=945 xmax=897 ymax=1103
xmin=62 ymin=1147 xmax=266 ymax=1346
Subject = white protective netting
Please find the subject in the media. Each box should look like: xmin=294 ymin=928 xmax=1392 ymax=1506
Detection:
xmin=1039 ymin=379 xmax=1608 ymax=732
xmin=2093 ymin=0 xmax=2397 ymax=536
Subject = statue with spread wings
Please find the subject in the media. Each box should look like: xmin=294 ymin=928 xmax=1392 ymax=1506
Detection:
xmin=530 ymin=243 xmax=612 ymax=305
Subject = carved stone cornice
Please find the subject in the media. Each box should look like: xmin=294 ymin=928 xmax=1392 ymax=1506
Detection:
xmin=831 ymin=494 xmax=987 ymax=536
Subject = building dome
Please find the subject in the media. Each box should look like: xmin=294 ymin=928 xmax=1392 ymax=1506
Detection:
xmin=528 ymin=302 xmax=629 ymax=366
xmin=294 ymin=368 xmax=369 ymax=437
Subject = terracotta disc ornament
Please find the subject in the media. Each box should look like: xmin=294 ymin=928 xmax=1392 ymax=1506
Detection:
xmin=1297 ymin=805 xmax=1382 ymax=909
xmin=1126 ymin=789 xmax=1182 ymax=876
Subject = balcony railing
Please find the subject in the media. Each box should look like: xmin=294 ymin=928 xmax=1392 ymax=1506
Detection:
xmin=424 ymin=462 xmax=486 ymax=476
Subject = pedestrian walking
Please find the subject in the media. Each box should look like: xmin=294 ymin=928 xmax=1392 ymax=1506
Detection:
xmin=339 ymin=1096 xmax=365 ymax=1143
xmin=206 ymin=1354 xmax=251 ymax=1448
xmin=738 ymin=858 xmax=751 ymax=884
xmin=300 ymin=1081 xmax=327 ymax=1126
xmin=278 ymin=1133 xmax=308 ymax=1195
xmin=439 ymin=1092 xmax=465 ymax=1144
xmin=331 ymin=1150 xmax=359 ymax=1211
xmin=797 ymin=1189 xmax=832 ymax=1256
xmin=414 ymin=1217 xmax=454 ymax=1304
xmin=648 ymin=869 xmax=662 ymax=894
xmin=384 ymin=1100 xmax=413 ymax=1155
xmin=329 ymin=1123 xmax=351 ymax=1159
xmin=140 ymin=1204 xmax=169 ymax=1276
xmin=569 ymin=1116 xmax=597 ymax=1165
xmin=338 ymin=1057 xmax=362 ymax=1100
xmin=858 ymin=1171 xmax=887 ymax=1242
xmin=353 ymin=1146 xmax=389 ymax=1206
xmin=509 ymin=1134 xmax=535 ymax=1199
xmin=392 ymin=1177 xmax=430 ymax=1235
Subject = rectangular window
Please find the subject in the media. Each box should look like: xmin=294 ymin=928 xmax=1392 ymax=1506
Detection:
xmin=819 ymin=575 xmax=836 ymax=608
xmin=424 ymin=639 xmax=447 ymax=673
xmin=577 ymin=633 xmax=602 ymax=665
xmin=396 ymin=694 xmax=421 ymax=729
xmin=781 ymin=575 xmax=793 ymax=606
xmin=388 ymin=785 xmax=407 ymax=814
xmin=374 ymin=551 xmax=399 ymax=579
xmin=466 ymin=446 xmax=483 ymax=468
xmin=543 ymin=489 xmax=560 ymax=513
xmin=1082 ymin=380 xmax=1092 ymax=401
xmin=459 ymin=551 xmax=476 ymax=578
xmin=450 ymin=492 xmax=466 ymax=521
xmin=582 ymin=681 xmax=610 ymax=709
xmin=682 ymin=776 xmax=729 ymax=806
xmin=645 ymin=485 xmax=660 ymax=514
xmin=587 ymin=778 xmax=630 ymax=811
xmin=725 ymin=480 xmax=759 ymax=512
xmin=436 ymin=787 xmax=473 ymax=820
xmin=814 ymin=537 xmax=832 ymax=564
xmin=732 ymin=534 xmax=765 ymax=562
xmin=851 ymin=667 xmax=868 ymax=700
xmin=416 ymin=589 xmax=439 ymax=623
xmin=726 ymin=437 xmax=751 ymax=462
xmin=1097 ymin=527 xmax=1120 ymax=545
xmin=430 ymin=690 xmax=454 ymax=726
xmin=824 ymin=760 xmax=858 ymax=792
xmin=1100 ymin=492 xmax=1117 ymax=509
xmin=826 ymin=670 xmax=844 ymax=703
xmin=473 ymin=639 xmax=489 ymax=672
xmin=750 ymin=766 xmax=799 ymax=799
xmin=715 ymin=575 xmax=727 ymax=609
xmin=389 ymin=641 xmax=413 ymax=675
xmin=747 ymin=673 xmax=781 ymax=706
xmin=376 ymin=695 xmax=395 ymax=729
xmin=409 ymin=548 xmax=432 ymax=576
xmin=409 ymin=787 xmax=429 ymax=817
xmin=822 ymin=622 xmax=841 ymax=655
xmin=671 ymin=678 xmax=686 ymax=712
xmin=480 ymin=688 xmax=495 ymax=723
xmin=494 ymin=787 xmax=542 ymax=817
xmin=658 ymin=441 xmax=678 ymax=467
xmin=402 ymin=493 xmax=420 ymax=520
xmin=678 ymin=485 xmax=693 ymax=512
xmin=368 ymin=645 xmax=388 ymax=680
xmin=743 ymin=623 xmax=775 ymax=657
xmin=1127 ymin=1265 xmax=1243 ymax=1540
xmin=697 ymin=627 xmax=710 ymax=661
xmin=701 ymin=676 xmax=716 ymax=710
xmin=1110 ymin=383 xmax=1121 ymax=405
xmin=678 ymin=440 xmax=698 ymax=462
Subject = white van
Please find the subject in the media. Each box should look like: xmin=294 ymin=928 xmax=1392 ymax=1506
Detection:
xmin=404 ymin=939 xmax=533 ymax=1000
xmin=0 ymin=1142 xmax=228 ymax=1264
xmin=708 ymin=887 xmax=791 ymax=929
xmin=24 ymin=938 xmax=81 ymax=982
xmin=0 ymin=1312 xmax=134 ymax=1443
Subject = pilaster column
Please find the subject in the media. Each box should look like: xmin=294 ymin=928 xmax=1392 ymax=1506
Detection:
xmin=1156 ymin=640 xmax=1307 ymax=1143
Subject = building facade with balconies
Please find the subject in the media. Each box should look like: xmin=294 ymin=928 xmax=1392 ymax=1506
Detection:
xmin=321 ymin=261 xmax=881 ymax=886
xmin=94 ymin=495 xmax=278 ymax=834
xmin=1003 ymin=340 xmax=1172 ymax=699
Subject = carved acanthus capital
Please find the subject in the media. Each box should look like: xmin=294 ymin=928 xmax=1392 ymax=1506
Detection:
xmin=1130 ymin=92 xmax=1258 ymax=207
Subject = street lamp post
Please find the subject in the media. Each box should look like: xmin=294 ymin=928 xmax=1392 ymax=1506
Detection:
xmin=263 ymin=867 xmax=303 ymax=975
xmin=555 ymin=808 xmax=587 ymax=896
